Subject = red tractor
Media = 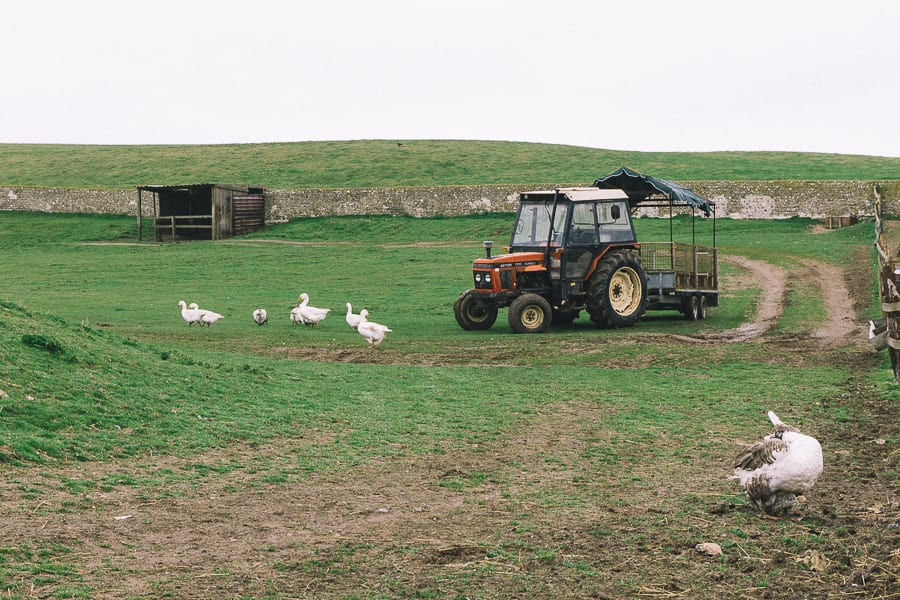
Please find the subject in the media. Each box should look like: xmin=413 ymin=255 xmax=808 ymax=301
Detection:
xmin=454 ymin=168 xmax=718 ymax=334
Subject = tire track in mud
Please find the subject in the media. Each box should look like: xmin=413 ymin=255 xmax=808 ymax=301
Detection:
xmin=666 ymin=254 xmax=864 ymax=346
xmin=699 ymin=255 xmax=788 ymax=343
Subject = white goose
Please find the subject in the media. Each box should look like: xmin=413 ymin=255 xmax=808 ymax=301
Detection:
xmin=191 ymin=303 xmax=225 ymax=327
xmin=357 ymin=319 xmax=392 ymax=348
xmin=733 ymin=411 xmax=823 ymax=517
xmin=290 ymin=302 xmax=305 ymax=325
xmin=296 ymin=293 xmax=330 ymax=329
xmin=178 ymin=300 xmax=201 ymax=326
xmin=868 ymin=319 xmax=888 ymax=351
xmin=252 ymin=307 xmax=268 ymax=326
xmin=345 ymin=303 xmax=369 ymax=329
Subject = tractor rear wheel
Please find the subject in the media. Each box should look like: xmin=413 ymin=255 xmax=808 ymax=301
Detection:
xmin=454 ymin=289 xmax=498 ymax=330
xmin=587 ymin=250 xmax=648 ymax=328
xmin=508 ymin=293 xmax=552 ymax=334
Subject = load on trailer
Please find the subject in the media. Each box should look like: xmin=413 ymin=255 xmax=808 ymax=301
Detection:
xmin=454 ymin=167 xmax=718 ymax=333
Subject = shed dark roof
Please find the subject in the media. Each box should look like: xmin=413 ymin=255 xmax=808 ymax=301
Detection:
xmin=137 ymin=183 xmax=263 ymax=192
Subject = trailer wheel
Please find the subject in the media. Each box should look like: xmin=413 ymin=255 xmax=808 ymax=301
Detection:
xmin=698 ymin=296 xmax=708 ymax=320
xmin=587 ymin=250 xmax=648 ymax=328
xmin=684 ymin=295 xmax=700 ymax=321
xmin=454 ymin=289 xmax=498 ymax=330
xmin=508 ymin=293 xmax=552 ymax=334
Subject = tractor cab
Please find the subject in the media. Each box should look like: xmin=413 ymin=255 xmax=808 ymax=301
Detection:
xmin=509 ymin=188 xmax=636 ymax=287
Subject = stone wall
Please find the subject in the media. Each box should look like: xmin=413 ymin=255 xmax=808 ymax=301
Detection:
xmin=3 ymin=181 xmax=899 ymax=221
xmin=1 ymin=187 xmax=140 ymax=215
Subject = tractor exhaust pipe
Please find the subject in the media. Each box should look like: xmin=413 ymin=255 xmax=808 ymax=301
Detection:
xmin=483 ymin=240 xmax=494 ymax=258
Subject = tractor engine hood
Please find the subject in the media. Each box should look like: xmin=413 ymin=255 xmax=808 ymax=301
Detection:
xmin=473 ymin=251 xmax=546 ymax=270
xmin=471 ymin=251 xmax=549 ymax=292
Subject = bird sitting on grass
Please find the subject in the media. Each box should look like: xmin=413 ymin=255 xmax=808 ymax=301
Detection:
xmin=732 ymin=411 xmax=823 ymax=517
xmin=252 ymin=307 xmax=268 ymax=325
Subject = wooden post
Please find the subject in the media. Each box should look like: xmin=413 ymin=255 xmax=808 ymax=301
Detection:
xmin=137 ymin=188 xmax=143 ymax=242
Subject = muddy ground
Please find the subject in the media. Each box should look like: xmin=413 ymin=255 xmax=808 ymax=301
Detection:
xmin=1 ymin=248 xmax=898 ymax=599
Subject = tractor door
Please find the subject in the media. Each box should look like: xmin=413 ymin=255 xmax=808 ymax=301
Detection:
xmin=563 ymin=201 xmax=599 ymax=281
xmin=563 ymin=200 xmax=636 ymax=280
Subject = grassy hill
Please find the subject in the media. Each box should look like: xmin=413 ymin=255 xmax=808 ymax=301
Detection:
xmin=2 ymin=140 xmax=900 ymax=189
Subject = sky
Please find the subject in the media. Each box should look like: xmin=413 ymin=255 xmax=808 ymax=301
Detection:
xmin=3 ymin=1 xmax=900 ymax=157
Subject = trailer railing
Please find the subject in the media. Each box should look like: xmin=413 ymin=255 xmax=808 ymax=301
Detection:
xmin=639 ymin=242 xmax=718 ymax=291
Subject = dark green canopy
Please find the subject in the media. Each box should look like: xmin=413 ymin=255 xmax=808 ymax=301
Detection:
xmin=593 ymin=166 xmax=713 ymax=217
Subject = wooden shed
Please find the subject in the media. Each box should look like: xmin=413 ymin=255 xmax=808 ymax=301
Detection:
xmin=136 ymin=183 xmax=266 ymax=242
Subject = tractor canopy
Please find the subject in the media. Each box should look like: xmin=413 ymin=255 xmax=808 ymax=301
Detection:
xmin=593 ymin=166 xmax=713 ymax=217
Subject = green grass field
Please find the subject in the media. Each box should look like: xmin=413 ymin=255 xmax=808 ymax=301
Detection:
xmin=1 ymin=211 xmax=877 ymax=464
xmin=3 ymin=140 xmax=900 ymax=189
xmin=0 ymin=208 xmax=896 ymax=598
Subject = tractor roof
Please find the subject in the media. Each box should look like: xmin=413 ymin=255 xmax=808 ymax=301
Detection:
xmin=520 ymin=188 xmax=629 ymax=202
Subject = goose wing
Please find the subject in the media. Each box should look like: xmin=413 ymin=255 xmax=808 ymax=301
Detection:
xmin=734 ymin=438 xmax=790 ymax=472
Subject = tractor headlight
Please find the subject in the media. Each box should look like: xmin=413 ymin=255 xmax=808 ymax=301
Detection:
xmin=474 ymin=270 xmax=493 ymax=289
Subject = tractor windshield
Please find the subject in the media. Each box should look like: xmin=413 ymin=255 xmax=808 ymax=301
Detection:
xmin=511 ymin=200 xmax=569 ymax=247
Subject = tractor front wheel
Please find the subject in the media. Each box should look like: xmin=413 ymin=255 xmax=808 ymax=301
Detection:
xmin=454 ymin=289 xmax=498 ymax=330
xmin=508 ymin=293 xmax=552 ymax=334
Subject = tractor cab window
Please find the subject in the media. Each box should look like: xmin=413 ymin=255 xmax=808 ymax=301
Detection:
xmin=596 ymin=201 xmax=634 ymax=243
xmin=567 ymin=202 xmax=599 ymax=245
xmin=511 ymin=200 xmax=569 ymax=246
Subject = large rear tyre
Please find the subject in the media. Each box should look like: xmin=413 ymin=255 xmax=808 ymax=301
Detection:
xmin=508 ymin=293 xmax=552 ymax=334
xmin=454 ymin=289 xmax=498 ymax=330
xmin=587 ymin=250 xmax=648 ymax=328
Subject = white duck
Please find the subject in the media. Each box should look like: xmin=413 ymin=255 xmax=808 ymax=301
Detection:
xmin=357 ymin=319 xmax=392 ymax=348
xmin=296 ymin=293 xmax=330 ymax=329
xmin=178 ymin=300 xmax=201 ymax=326
xmin=868 ymin=319 xmax=888 ymax=351
xmin=345 ymin=303 xmax=369 ymax=329
xmin=252 ymin=307 xmax=268 ymax=326
xmin=191 ymin=303 xmax=225 ymax=327
xmin=290 ymin=302 xmax=305 ymax=325
xmin=733 ymin=411 xmax=823 ymax=517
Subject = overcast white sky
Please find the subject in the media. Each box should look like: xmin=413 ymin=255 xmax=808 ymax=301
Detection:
xmin=3 ymin=1 xmax=899 ymax=156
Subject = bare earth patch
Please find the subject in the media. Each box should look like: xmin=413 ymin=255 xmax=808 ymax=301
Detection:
xmin=2 ymin=249 xmax=897 ymax=599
